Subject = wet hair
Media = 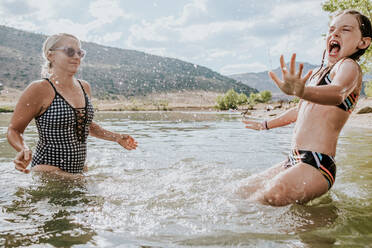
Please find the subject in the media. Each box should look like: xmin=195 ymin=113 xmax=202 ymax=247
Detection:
xmin=311 ymin=10 xmax=372 ymax=82
xmin=41 ymin=33 xmax=81 ymax=78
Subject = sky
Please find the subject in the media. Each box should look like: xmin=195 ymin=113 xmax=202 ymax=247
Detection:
xmin=0 ymin=0 xmax=331 ymax=75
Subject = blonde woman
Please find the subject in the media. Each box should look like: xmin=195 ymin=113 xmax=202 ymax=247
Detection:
xmin=7 ymin=33 xmax=137 ymax=176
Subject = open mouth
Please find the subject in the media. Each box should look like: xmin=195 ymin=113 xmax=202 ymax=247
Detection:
xmin=329 ymin=40 xmax=341 ymax=56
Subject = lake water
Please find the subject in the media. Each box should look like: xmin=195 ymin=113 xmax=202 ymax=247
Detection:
xmin=1 ymin=111 xmax=371 ymax=247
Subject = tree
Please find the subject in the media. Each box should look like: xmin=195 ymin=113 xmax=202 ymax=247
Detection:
xmin=322 ymin=0 xmax=372 ymax=73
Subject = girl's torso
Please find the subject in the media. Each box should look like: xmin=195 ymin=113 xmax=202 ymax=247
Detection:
xmin=293 ymin=61 xmax=361 ymax=156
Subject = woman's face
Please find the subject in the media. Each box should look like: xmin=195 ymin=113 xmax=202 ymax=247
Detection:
xmin=326 ymin=13 xmax=363 ymax=64
xmin=49 ymin=37 xmax=83 ymax=75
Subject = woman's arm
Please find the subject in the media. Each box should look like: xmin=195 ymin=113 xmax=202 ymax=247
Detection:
xmin=7 ymin=81 xmax=47 ymax=173
xmin=79 ymin=80 xmax=138 ymax=150
xmin=89 ymin=121 xmax=137 ymax=150
xmin=243 ymin=104 xmax=299 ymax=130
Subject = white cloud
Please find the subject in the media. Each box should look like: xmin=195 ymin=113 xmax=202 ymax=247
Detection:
xmin=207 ymin=49 xmax=236 ymax=59
xmin=175 ymin=0 xmax=208 ymax=25
xmin=0 ymin=15 xmax=38 ymax=31
xmin=43 ymin=19 xmax=91 ymax=40
xmin=220 ymin=62 xmax=268 ymax=75
xmin=128 ymin=19 xmax=172 ymax=43
xmin=26 ymin=1 xmax=65 ymax=21
xmin=180 ymin=21 xmax=253 ymax=42
xmin=270 ymin=1 xmax=323 ymax=21
xmin=89 ymin=0 xmax=133 ymax=23
xmin=102 ymin=32 xmax=123 ymax=43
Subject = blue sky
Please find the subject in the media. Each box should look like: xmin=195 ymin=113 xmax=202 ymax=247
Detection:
xmin=0 ymin=0 xmax=330 ymax=75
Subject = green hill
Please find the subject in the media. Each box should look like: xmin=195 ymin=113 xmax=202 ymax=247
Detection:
xmin=0 ymin=25 xmax=257 ymax=99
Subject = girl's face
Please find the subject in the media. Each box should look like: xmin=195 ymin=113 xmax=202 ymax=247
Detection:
xmin=326 ymin=13 xmax=364 ymax=64
xmin=49 ymin=37 xmax=83 ymax=75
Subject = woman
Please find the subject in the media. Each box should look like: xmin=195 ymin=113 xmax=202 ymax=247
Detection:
xmin=239 ymin=10 xmax=371 ymax=206
xmin=7 ymin=33 xmax=138 ymax=176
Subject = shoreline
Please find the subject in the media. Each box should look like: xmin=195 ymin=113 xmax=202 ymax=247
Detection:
xmin=1 ymin=87 xmax=371 ymax=129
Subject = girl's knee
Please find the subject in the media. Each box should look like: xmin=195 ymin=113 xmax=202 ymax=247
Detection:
xmin=261 ymin=190 xmax=291 ymax=206
xmin=260 ymin=183 xmax=296 ymax=206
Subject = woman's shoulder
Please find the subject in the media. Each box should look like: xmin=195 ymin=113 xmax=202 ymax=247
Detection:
xmin=24 ymin=79 xmax=54 ymax=94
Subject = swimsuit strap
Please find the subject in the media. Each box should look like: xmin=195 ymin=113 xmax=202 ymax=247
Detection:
xmin=44 ymin=78 xmax=58 ymax=93
xmin=76 ymin=79 xmax=87 ymax=97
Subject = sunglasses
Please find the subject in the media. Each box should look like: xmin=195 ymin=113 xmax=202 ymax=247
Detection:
xmin=51 ymin=47 xmax=86 ymax=58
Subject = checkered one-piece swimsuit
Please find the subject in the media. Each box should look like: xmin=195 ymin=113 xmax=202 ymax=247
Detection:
xmin=31 ymin=79 xmax=94 ymax=173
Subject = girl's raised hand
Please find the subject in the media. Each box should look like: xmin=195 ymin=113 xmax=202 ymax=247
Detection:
xmin=269 ymin=53 xmax=312 ymax=98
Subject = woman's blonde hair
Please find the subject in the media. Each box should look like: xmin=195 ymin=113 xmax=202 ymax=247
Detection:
xmin=41 ymin=33 xmax=81 ymax=78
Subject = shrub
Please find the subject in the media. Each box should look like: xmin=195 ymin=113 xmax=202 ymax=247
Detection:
xmin=248 ymin=93 xmax=261 ymax=104
xmin=260 ymin=90 xmax=272 ymax=103
xmin=237 ymin=93 xmax=248 ymax=105
xmin=216 ymin=89 xmax=247 ymax=110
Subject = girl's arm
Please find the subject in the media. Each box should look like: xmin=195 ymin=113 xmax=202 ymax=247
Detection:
xmin=269 ymin=54 xmax=360 ymax=106
xmin=243 ymin=103 xmax=300 ymax=130
xmin=301 ymin=59 xmax=360 ymax=105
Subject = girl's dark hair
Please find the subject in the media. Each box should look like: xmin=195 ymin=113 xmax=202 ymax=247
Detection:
xmin=310 ymin=10 xmax=372 ymax=82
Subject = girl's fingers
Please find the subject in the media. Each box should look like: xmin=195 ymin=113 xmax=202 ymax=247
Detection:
xmin=290 ymin=53 xmax=296 ymax=74
xmin=242 ymin=120 xmax=253 ymax=124
xmin=303 ymin=70 xmax=313 ymax=82
xmin=279 ymin=55 xmax=287 ymax=74
xmin=298 ymin=63 xmax=304 ymax=78
xmin=268 ymin=71 xmax=283 ymax=88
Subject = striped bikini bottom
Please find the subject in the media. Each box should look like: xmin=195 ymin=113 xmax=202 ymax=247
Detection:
xmin=284 ymin=149 xmax=336 ymax=189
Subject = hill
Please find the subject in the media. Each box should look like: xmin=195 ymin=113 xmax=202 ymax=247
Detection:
xmin=0 ymin=25 xmax=257 ymax=99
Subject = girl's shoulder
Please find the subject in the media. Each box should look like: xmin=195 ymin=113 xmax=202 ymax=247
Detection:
xmin=330 ymin=58 xmax=361 ymax=79
xmin=333 ymin=58 xmax=360 ymax=73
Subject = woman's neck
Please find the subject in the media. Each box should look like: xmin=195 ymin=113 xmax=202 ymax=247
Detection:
xmin=49 ymin=71 xmax=75 ymax=86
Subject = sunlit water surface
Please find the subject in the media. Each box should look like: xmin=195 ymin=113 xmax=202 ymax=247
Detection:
xmin=0 ymin=111 xmax=371 ymax=247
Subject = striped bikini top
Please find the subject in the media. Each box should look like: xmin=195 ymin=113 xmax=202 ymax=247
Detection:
xmin=317 ymin=71 xmax=359 ymax=113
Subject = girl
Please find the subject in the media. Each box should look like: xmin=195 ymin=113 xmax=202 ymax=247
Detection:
xmin=239 ymin=10 xmax=371 ymax=206
xmin=7 ymin=33 xmax=138 ymax=176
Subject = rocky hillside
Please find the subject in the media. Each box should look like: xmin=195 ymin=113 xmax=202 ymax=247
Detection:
xmin=0 ymin=25 xmax=257 ymax=99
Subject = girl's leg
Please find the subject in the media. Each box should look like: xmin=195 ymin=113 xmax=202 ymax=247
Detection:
xmin=252 ymin=162 xmax=329 ymax=206
xmin=236 ymin=160 xmax=287 ymax=198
